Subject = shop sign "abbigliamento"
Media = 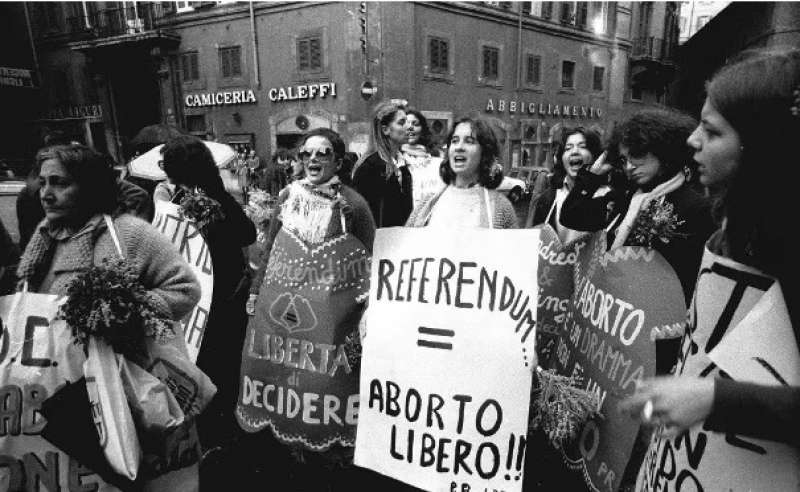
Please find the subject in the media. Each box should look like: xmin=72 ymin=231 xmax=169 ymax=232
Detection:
xmin=185 ymin=90 xmax=257 ymax=107
xmin=486 ymin=98 xmax=603 ymax=118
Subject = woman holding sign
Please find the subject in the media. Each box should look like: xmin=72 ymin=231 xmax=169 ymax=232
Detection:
xmin=406 ymin=116 xmax=517 ymax=229
xmin=621 ymin=48 xmax=800 ymax=490
xmin=157 ymin=136 xmax=257 ymax=472
xmin=239 ymin=128 xmax=376 ymax=490
xmin=10 ymin=144 xmax=201 ymax=491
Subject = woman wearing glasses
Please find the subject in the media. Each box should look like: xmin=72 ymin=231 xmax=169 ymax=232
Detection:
xmin=240 ymin=128 xmax=375 ymax=489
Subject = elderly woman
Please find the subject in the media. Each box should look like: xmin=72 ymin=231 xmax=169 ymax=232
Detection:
xmin=13 ymin=144 xmax=201 ymax=490
xmin=406 ymin=116 xmax=517 ymax=229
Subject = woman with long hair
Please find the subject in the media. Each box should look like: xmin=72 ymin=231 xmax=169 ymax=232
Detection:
xmin=526 ymin=126 xmax=603 ymax=242
xmin=157 ymin=135 xmax=256 ymax=468
xmin=401 ymin=108 xmax=444 ymax=210
xmin=406 ymin=116 xmax=517 ymax=229
xmin=352 ymin=100 xmax=413 ymax=227
xmin=621 ymin=48 xmax=800 ymax=488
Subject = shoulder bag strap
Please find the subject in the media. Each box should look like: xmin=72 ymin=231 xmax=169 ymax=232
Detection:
xmin=483 ymin=187 xmax=494 ymax=229
xmin=103 ymin=215 xmax=125 ymax=260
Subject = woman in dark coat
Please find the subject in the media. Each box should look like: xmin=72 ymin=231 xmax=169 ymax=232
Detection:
xmin=352 ymin=100 xmax=413 ymax=227
xmin=157 ymin=136 xmax=257 ymax=456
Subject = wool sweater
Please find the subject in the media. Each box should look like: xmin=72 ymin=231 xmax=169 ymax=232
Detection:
xmin=406 ymin=186 xmax=518 ymax=229
xmin=18 ymin=214 xmax=201 ymax=322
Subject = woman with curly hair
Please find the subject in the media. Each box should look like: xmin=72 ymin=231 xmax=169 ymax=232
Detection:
xmin=352 ymin=100 xmax=413 ymax=227
xmin=406 ymin=116 xmax=517 ymax=229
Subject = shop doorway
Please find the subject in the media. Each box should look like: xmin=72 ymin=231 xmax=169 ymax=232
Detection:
xmin=276 ymin=133 xmax=303 ymax=152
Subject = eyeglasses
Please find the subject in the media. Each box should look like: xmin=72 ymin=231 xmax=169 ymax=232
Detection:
xmin=297 ymin=148 xmax=333 ymax=162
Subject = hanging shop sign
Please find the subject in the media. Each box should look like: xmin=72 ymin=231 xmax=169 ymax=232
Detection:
xmin=268 ymin=82 xmax=337 ymax=102
xmin=185 ymin=89 xmax=257 ymax=108
xmin=486 ymin=98 xmax=602 ymax=118
xmin=41 ymin=104 xmax=103 ymax=120
xmin=0 ymin=66 xmax=36 ymax=88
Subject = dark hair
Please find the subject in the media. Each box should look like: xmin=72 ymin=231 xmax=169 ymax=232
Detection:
xmin=405 ymin=108 xmax=434 ymax=152
xmin=272 ymin=148 xmax=295 ymax=163
xmin=551 ymin=126 xmax=603 ymax=189
xmin=160 ymin=135 xmax=224 ymax=195
xmin=339 ymin=152 xmax=359 ymax=186
xmin=608 ymin=108 xmax=697 ymax=181
xmin=36 ymin=144 xmax=117 ymax=216
xmin=440 ymin=117 xmax=503 ymax=190
xmin=706 ymin=48 xmax=800 ymax=275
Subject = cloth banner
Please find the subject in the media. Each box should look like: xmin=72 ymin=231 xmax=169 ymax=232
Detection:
xmin=236 ymin=227 xmax=371 ymax=450
xmin=535 ymin=225 xmax=587 ymax=370
xmin=405 ymin=154 xmax=444 ymax=211
xmin=552 ymin=232 xmax=685 ymax=492
xmin=152 ymin=200 xmax=214 ymax=362
xmin=0 ymin=293 xmax=203 ymax=492
xmin=354 ymin=227 xmax=540 ymax=492
xmin=636 ymin=242 xmax=800 ymax=491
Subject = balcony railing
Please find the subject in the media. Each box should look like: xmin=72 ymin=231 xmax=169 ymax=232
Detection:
xmin=65 ymin=4 xmax=172 ymax=39
xmin=631 ymin=37 xmax=676 ymax=62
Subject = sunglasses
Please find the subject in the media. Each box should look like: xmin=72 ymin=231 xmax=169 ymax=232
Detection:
xmin=297 ymin=147 xmax=334 ymax=162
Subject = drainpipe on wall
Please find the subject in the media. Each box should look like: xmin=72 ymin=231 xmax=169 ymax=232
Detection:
xmin=22 ymin=3 xmax=40 ymax=78
xmin=516 ymin=4 xmax=523 ymax=91
xmin=249 ymin=1 xmax=260 ymax=88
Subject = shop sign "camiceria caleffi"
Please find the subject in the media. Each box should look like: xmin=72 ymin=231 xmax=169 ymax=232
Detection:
xmin=268 ymin=82 xmax=337 ymax=102
xmin=185 ymin=90 xmax=257 ymax=107
xmin=486 ymin=98 xmax=603 ymax=118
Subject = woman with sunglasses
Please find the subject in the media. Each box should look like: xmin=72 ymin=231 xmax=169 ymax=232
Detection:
xmin=240 ymin=128 xmax=376 ymax=489
xmin=353 ymin=100 xmax=413 ymax=227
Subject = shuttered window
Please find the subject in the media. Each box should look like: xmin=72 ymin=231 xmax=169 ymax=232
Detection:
xmin=181 ymin=52 xmax=199 ymax=81
xmin=482 ymin=46 xmax=499 ymax=80
xmin=297 ymin=36 xmax=323 ymax=71
xmin=429 ymin=37 xmax=449 ymax=73
xmin=219 ymin=46 xmax=242 ymax=78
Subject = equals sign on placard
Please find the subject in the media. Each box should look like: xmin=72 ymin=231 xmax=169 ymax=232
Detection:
xmin=417 ymin=327 xmax=454 ymax=350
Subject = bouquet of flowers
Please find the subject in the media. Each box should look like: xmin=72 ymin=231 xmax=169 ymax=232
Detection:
xmin=626 ymin=198 xmax=685 ymax=248
xmin=178 ymin=188 xmax=225 ymax=234
xmin=529 ymin=368 xmax=601 ymax=450
xmin=58 ymin=258 xmax=175 ymax=359
xmin=245 ymin=190 xmax=277 ymax=243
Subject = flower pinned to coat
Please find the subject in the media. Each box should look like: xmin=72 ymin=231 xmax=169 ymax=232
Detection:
xmin=58 ymin=258 xmax=175 ymax=359
xmin=178 ymin=188 xmax=225 ymax=234
xmin=626 ymin=198 xmax=685 ymax=249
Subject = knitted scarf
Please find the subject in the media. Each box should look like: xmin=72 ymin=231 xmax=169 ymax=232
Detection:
xmin=400 ymin=144 xmax=431 ymax=171
xmin=280 ymin=176 xmax=345 ymax=245
xmin=609 ymin=172 xmax=685 ymax=251
xmin=16 ymin=215 xmax=107 ymax=292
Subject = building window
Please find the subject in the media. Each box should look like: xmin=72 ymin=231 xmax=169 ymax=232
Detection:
xmin=590 ymin=2 xmax=608 ymax=34
xmin=297 ymin=35 xmax=323 ymax=72
xmin=525 ymin=55 xmax=541 ymax=86
xmin=482 ymin=46 xmax=500 ymax=80
xmin=575 ymin=2 xmax=588 ymax=28
xmin=561 ymin=60 xmax=575 ymax=89
xmin=593 ymin=66 xmax=605 ymax=91
xmin=181 ymin=52 xmax=199 ymax=82
xmin=219 ymin=46 xmax=242 ymax=78
xmin=559 ymin=2 xmax=574 ymax=24
xmin=638 ymin=2 xmax=653 ymax=37
xmin=521 ymin=2 xmax=531 ymax=15
xmin=186 ymin=114 xmax=206 ymax=134
xmin=540 ymin=1 xmax=553 ymax=19
xmin=429 ymin=37 xmax=449 ymax=74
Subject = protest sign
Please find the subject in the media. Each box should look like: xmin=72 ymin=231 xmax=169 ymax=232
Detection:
xmin=553 ymin=232 xmax=685 ymax=492
xmin=0 ymin=292 xmax=204 ymax=491
xmin=236 ymin=227 xmax=371 ymax=450
xmin=637 ymin=246 xmax=800 ymax=491
xmin=152 ymin=200 xmax=214 ymax=362
xmin=535 ymin=225 xmax=587 ymax=370
xmin=406 ymin=155 xmax=445 ymax=211
xmin=355 ymin=227 xmax=540 ymax=492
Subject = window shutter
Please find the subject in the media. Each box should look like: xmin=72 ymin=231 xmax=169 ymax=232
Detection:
xmin=231 ymin=46 xmax=242 ymax=76
xmin=309 ymin=38 xmax=321 ymax=70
